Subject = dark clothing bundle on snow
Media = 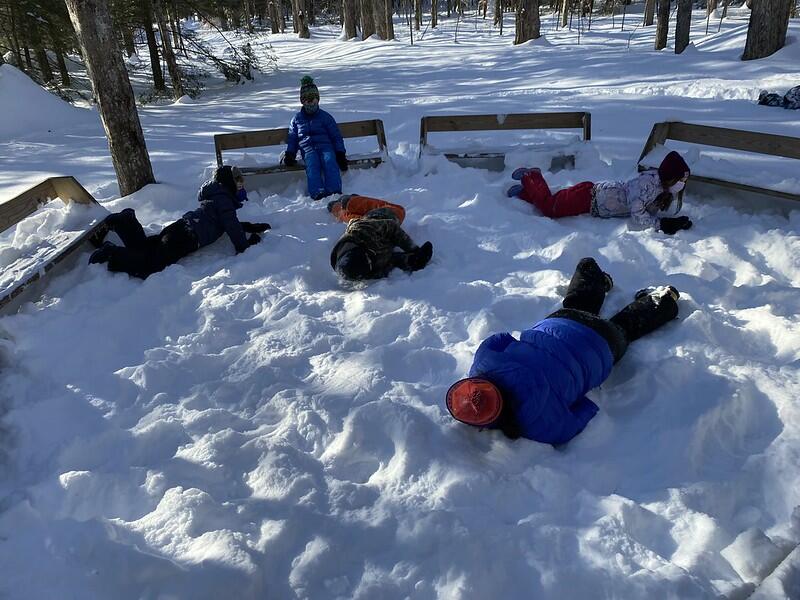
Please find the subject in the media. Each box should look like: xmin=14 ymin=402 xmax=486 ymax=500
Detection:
xmin=329 ymin=195 xmax=432 ymax=280
xmin=459 ymin=258 xmax=679 ymax=445
xmin=758 ymin=86 xmax=800 ymax=110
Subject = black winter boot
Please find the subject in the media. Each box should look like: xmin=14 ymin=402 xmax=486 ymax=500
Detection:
xmin=562 ymin=257 xmax=611 ymax=315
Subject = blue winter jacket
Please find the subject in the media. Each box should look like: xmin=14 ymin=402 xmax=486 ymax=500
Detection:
xmin=286 ymin=108 xmax=346 ymax=158
xmin=468 ymin=318 xmax=614 ymax=445
xmin=181 ymin=181 xmax=248 ymax=253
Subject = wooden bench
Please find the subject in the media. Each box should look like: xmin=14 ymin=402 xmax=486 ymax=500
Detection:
xmin=214 ymin=119 xmax=388 ymax=189
xmin=638 ymin=121 xmax=800 ymax=204
xmin=0 ymin=176 xmax=108 ymax=314
xmin=419 ymin=111 xmax=592 ymax=172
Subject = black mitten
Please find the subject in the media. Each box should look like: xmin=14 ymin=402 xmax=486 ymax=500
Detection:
xmin=407 ymin=241 xmax=433 ymax=271
xmin=336 ymin=151 xmax=349 ymax=172
xmin=659 ymin=216 xmax=692 ymax=235
xmin=242 ymin=221 xmax=271 ymax=233
xmin=280 ymin=151 xmax=297 ymax=167
xmin=247 ymin=233 xmax=261 ymax=246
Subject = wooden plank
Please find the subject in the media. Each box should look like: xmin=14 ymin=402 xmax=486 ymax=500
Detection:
xmin=422 ymin=112 xmax=589 ymax=134
xmin=50 ymin=176 xmax=96 ymax=204
xmin=215 ymin=128 xmax=289 ymax=151
xmin=667 ymin=122 xmax=800 ymax=160
xmin=689 ymin=174 xmax=800 ymax=202
xmin=637 ymin=122 xmax=672 ymax=165
xmin=240 ymin=155 xmax=382 ymax=176
xmin=0 ymin=180 xmax=58 ymax=234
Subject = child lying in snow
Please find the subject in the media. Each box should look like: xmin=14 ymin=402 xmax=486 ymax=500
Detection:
xmin=88 ymin=166 xmax=270 ymax=279
xmin=446 ymin=257 xmax=681 ymax=445
xmin=280 ymin=76 xmax=349 ymax=201
xmin=757 ymin=85 xmax=800 ymax=110
xmin=506 ymin=151 xmax=693 ymax=235
xmin=328 ymin=194 xmax=433 ymax=281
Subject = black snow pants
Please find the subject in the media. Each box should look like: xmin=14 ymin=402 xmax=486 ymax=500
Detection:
xmin=548 ymin=257 xmax=679 ymax=362
xmin=105 ymin=208 xmax=199 ymax=279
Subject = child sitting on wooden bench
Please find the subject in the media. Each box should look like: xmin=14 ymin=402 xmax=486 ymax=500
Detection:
xmin=280 ymin=76 xmax=349 ymax=201
xmin=506 ymin=151 xmax=693 ymax=235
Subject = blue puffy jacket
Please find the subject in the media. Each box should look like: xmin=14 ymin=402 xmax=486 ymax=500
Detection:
xmin=286 ymin=108 xmax=346 ymax=157
xmin=181 ymin=181 xmax=248 ymax=253
xmin=468 ymin=317 xmax=613 ymax=445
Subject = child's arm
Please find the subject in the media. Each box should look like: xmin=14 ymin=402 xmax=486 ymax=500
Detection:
xmin=389 ymin=222 xmax=417 ymax=252
xmin=324 ymin=113 xmax=346 ymax=153
xmin=286 ymin=117 xmax=299 ymax=156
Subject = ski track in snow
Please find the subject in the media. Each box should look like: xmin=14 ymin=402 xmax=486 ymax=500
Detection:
xmin=1 ymin=12 xmax=800 ymax=600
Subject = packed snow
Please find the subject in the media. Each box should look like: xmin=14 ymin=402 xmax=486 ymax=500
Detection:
xmin=1 ymin=10 xmax=800 ymax=600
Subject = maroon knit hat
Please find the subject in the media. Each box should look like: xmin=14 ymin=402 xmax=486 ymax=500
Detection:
xmin=658 ymin=151 xmax=690 ymax=183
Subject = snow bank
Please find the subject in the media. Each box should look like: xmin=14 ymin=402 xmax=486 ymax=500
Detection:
xmin=0 ymin=65 xmax=98 ymax=139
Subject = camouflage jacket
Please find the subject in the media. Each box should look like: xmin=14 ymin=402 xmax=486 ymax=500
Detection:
xmin=330 ymin=209 xmax=417 ymax=279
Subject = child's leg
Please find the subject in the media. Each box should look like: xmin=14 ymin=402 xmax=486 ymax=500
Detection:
xmin=107 ymin=208 xmax=148 ymax=249
xmin=550 ymin=182 xmax=594 ymax=217
xmin=519 ymin=170 xmax=555 ymax=213
xmin=561 ymin=257 xmax=612 ymax=315
xmin=320 ymin=150 xmax=342 ymax=196
xmin=332 ymin=195 xmax=406 ymax=223
xmin=609 ymin=287 xmax=679 ymax=342
xmin=157 ymin=220 xmax=200 ymax=265
xmin=304 ymin=151 xmax=325 ymax=199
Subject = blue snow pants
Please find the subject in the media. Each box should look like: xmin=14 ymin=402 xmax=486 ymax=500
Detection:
xmin=305 ymin=149 xmax=342 ymax=200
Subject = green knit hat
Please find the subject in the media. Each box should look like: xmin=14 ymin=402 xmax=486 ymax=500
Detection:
xmin=300 ymin=76 xmax=319 ymax=102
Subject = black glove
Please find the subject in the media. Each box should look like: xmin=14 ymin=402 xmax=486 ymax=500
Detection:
xmin=659 ymin=216 xmax=692 ymax=235
xmin=407 ymin=241 xmax=433 ymax=271
xmin=241 ymin=221 xmax=271 ymax=233
xmin=280 ymin=151 xmax=297 ymax=167
xmin=335 ymin=151 xmax=349 ymax=172
xmin=247 ymin=233 xmax=261 ymax=246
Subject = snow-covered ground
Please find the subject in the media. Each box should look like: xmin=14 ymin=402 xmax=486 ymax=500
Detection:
xmin=1 ymin=10 xmax=800 ymax=600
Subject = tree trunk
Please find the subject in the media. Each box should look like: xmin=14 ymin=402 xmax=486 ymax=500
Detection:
xmin=371 ymin=0 xmax=385 ymax=37
xmin=64 ymin=0 xmax=155 ymax=197
xmin=675 ymin=0 xmax=691 ymax=53
xmin=643 ymin=0 xmax=655 ymax=25
xmin=294 ymin=0 xmax=311 ymax=37
xmin=360 ymin=0 xmax=375 ymax=38
xmin=413 ymin=0 xmax=422 ymax=30
xmin=560 ymin=0 xmax=569 ymax=27
xmin=515 ymin=0 xmax=540 ymax=43
xmin=342 ymin=0 xmax=357 ymax=37
xmin=291 ymin=0 xmax=300 ymax=32
xmin=270 ymin=0 xmax=282 ymax=32
xmin=141 ymin=2 xmax=166 ymax=92
xmin=154 ymin=0 xmax=184 ymax=98
xmin=706 ymin=0 xmax=717 ymax=16
xmin=742 ymin=0 xmax=792 ymax=60
xmin=655 ymin=0 xmax=669 ymax=49
xmin=384 ymin=0 xmax=395 ymax=39
xmin=54 ymin=49 xmax=70 ymax=86
xmin=34 ymin=46 xmax=54 ymax=83
xmin=47 ymin=19 xmax=71 ymax=85
xmin=432 ymin=0 xmax=439 ymax=26
xmin=121 ymin=25 xmax=136 ymax=56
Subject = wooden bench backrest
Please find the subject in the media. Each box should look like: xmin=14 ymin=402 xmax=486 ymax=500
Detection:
xmin=0 ymin=176 xmax=97 ymax=234
xmin=420 ymin=111 xmax=592 ymax=148
xmin=638 ymin=122 xmax=800 ymax=201
xmin=214 ymin=119 xmax=388 ymax=166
